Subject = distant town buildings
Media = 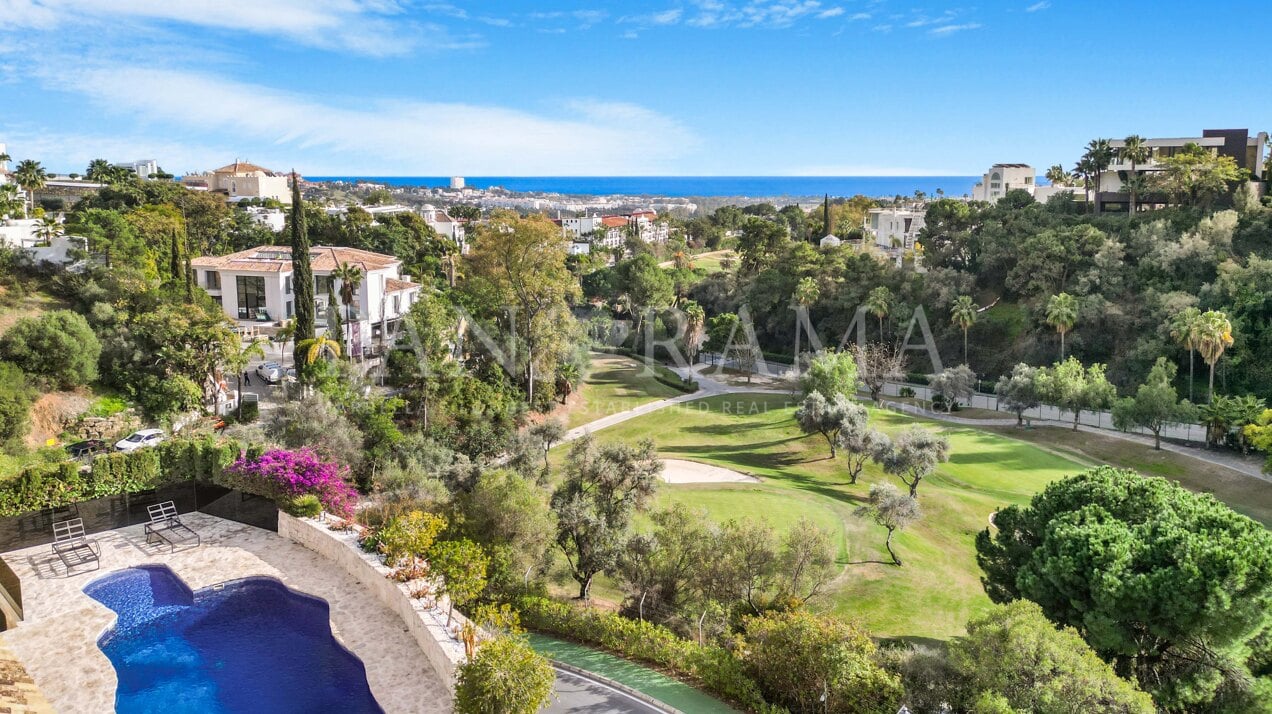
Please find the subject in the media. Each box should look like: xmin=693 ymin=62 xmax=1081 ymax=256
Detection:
xmin=191 ymin=245 xmax=421 ymax=357
xmin=183 ymin=161 xmax=293 ymax=203
xmin=552 ymin=211 xmax=670 ymax=249
xmin=449 ymin=176 xmax=465 ymax=189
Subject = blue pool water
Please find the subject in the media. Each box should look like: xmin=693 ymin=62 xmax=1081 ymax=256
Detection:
xmin=84 ymin=566 xmax=383 ymax=714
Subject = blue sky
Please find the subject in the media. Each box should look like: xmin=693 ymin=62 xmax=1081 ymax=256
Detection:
xmin=0 ymin=1 xmax=1266 ymax=176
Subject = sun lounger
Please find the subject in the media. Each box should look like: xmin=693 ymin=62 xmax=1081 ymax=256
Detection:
xmin=52 ymin=518 xmax=100 ymax=574
xmin=144 ymin=501 xmax=201 ymax=552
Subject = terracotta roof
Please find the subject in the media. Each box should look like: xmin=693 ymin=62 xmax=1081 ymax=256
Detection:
xmin=385 ymin=278 xmax=421 ymax=293
xmin=191 ymin=245 xmax=400 ymax=273
xmin=601 ymin=216 xmax=628 ymax=228
xmin=213 ymin=161 xmax=276 ymax=175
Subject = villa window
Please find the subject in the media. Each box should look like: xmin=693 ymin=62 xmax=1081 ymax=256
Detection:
xmin=315 ymin=275 xmax=332 ymax=295
xmin=285 ymin=276 xmax=293 ymax=294
xmin=392 ymin=294 xmax=401 ymax=315
xmin=286 ymin=300 xmax=294 ymax=319
xmin=205 ymin=271 xmax=220 ymax=289
xmin=236 ymin=275 xmax=266 ymax=320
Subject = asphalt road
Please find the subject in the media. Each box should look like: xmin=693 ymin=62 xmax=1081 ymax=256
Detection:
xmin=547 ymin=668 xmax=666 ymax=714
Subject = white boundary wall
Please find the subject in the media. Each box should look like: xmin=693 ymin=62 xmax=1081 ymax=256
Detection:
xmin=278 ymin=512 xmax=469 ymax=689
xmin=879 ymin=381 xmax=1207 ymax=443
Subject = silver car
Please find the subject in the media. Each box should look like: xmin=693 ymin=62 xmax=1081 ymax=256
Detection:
xmin=255 ymin=362 xmax=284 ymax=383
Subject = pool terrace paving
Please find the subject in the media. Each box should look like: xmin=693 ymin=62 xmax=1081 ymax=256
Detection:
xmin=0 ymin=513 xmax=450 ymax=714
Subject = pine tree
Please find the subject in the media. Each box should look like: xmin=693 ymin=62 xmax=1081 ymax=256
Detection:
xmin=289 ymin=171 xmax=316 ymax=366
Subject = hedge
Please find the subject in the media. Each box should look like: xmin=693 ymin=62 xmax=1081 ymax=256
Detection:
xmin=0 ymin=436 xmax=245 ymax=517
xmin=515 ymin=596 xmax=782 ymax=714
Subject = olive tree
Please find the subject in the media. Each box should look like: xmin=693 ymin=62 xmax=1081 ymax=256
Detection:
xmin=1111 ymin=357 xmax=1196 ymax=449
xmin=794 ymin=392 xmax=864 ymax=458
xmin=856 ymin=483 xmax=921 ymax=566
xmin=877 ymin=426 xmax=950 ymax=497
xmin=994 ymin=363 xmax=1041 ymax=426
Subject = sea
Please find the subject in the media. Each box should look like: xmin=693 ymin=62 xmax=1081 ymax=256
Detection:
xmin=307 ymin=176 xmax=978 ymax=199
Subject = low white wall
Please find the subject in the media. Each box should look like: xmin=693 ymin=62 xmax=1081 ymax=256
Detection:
xmin=277 ymin=512 xmax=469 ymax=688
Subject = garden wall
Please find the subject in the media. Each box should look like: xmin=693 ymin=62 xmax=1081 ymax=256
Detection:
xmin=277 ymin=512 xmax=469 ymax=689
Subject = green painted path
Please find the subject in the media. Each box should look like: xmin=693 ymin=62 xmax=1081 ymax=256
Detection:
xmin=527 ymin=634 xmax=739 ymax=714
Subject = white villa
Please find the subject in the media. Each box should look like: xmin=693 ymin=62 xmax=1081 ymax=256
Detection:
xmin=245 ymin=207 xmax=286 ymax=232
xmin=864 ymin=207 xmax=925 ymax=251
xmin=114 ymin=159 xmax=159 ymax=179
xmin=417 ymin=205 xmax=467 ymax=253
xmin=183 ymin=161 xmax=293 ymax=203
xmin=191 ymin=245 xmax=422 ymax=357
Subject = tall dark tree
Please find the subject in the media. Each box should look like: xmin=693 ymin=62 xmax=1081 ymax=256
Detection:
xmin=289 ymin=171 xmax=316 ymax=366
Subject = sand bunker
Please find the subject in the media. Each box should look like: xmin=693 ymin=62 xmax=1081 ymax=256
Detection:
xmin=660 ymin=459 xmax=761 ymax=484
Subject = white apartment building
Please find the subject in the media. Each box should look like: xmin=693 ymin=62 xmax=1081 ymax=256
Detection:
xmin=557 ymin=214 xmax=606 ymax=241
xmin=191 ymin=246 xmax=422 ymax=357
xmin=115 ymin=159 xmax=159 ymax=179
xmin=971 ymin=164 xmax=1035 ymax=202
xmin=183 ymin=161 xmax=293 ymax=203
xmin=864 ymin=207 xmax=926 ymax=251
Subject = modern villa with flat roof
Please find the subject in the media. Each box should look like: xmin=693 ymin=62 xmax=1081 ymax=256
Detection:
xmin=191 ymin=245 xmax=422 ymax=356
xmin=1096 ymin=128 xmax=1268 ymax=210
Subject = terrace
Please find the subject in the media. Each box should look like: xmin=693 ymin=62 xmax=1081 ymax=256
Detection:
xmin=0 ymin=513 xmax=451 ymax=713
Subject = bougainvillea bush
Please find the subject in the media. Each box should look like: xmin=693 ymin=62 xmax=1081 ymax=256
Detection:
xmin=224 ymin=448 xmax=358 ymax=518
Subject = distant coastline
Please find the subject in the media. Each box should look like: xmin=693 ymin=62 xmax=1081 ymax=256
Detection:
xmin=306 ymin=175 xmax=978 ymax=199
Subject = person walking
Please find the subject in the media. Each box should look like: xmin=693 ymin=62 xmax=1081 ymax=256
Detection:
xmin=243 ymin=370 xmax=252 ymax=386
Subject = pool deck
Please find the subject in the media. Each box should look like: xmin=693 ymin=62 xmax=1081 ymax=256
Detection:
xmin=0 ymin=513 xmax=451 ymax=713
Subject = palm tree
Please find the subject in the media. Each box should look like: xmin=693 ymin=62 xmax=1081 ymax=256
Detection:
xmin=1119 ymin=135 xmax=1150 ymax=213
xmin=330 ymin=262 xmax=364 ymax=359
xmin=1044 ymin=164 xmax=1072 ymax=186
xmin=12 ymin=160 xmax=47 ymax=218
xmin=85 ymin=159 xmax=113 ymax=183
xmin=0 ymin=184 xmax=25 ymax=219
xmin=1045 ymin=292 xmax=1077 ymax=361
xmin=35 ymin=215 xmax=63 ymax=243
xmin=1073 ymin=155 xmax=1097 ymax=211
xmin=1196 ymin=310 xmax=1234 ymax=402
xmin=684 ymin=301 xmax=705 ymax=365
xmin=1082 ymin=139 xmax=1114 ymax=213
xmin=865 ymin=286 xmax=892 ymax=342
xmin=951 ymin=295 xmax=978 ymax=366
xmin=792 ymin=277 xmax=820 ymax=369
xmin=272 ymin=319 xmax=298 ymax=363
xmin=296 ymin=334 xmax=342 ymax=365
xmin=1168 ymin=307 xmax=1203 ymax=402
xmin=224 ymin=337 xmax=267 ymax=419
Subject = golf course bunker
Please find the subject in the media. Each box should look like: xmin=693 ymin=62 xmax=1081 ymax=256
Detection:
xmin=660 ymin=459 xmax=761 ymax=484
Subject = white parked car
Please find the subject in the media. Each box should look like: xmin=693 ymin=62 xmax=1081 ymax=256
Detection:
xmin=115 ymin=429 xmax=166 ymax=452
xmin=255 ymin=362 xmax=284 ymax=383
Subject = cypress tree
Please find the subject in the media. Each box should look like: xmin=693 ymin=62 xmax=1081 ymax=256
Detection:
xmin=290 ymin=171 xmax=316 ymax=365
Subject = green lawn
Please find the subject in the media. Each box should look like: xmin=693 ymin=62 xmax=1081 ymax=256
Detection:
xmin=528 ymin=634 xmax=738 ymax=713
xmin=559 ymin=352 xmax=684 ymax=429
xmin=555 ymin=393 xmax=1088 ymax=641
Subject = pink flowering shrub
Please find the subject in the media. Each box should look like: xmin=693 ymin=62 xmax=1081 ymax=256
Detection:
xmin=225 ymin=448 xmax=358 ymax=518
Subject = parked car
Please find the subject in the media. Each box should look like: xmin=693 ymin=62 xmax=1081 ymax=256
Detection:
xmin=255 ymin=362 xmax=284 ymax=384
xmin=115 ymin=429 xmax=165 ymax=452
xmin=66 ymin=439 xmax=107 ymax=460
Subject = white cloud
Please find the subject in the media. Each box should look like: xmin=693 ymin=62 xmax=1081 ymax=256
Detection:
xmin=1026 ymin=1 xmax=1051 ymax=11
xmin=36 ymin=65 xmax=699 ymax=175
xmin=0 ymin=0 xmax=446 ymax=56
xmin=930 ymin=22 xmax=982 ymax=35
xmin=849 ymin=12 xmax=871 ymax=21
xmin=817 ymin=7 xmax=845 ymax=19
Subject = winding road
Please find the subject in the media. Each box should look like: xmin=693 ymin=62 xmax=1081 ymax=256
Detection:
xmin=549 ymin=668 xmax=668 ymax=714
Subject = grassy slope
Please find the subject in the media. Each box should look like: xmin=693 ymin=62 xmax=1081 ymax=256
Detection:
xmin=559 ymin=393 xmax=1085 ymax=641
xmin=985 ymin=425 xmax=1272 ymax=527
xmin=558 ymin=352 xmax=683 ymax=429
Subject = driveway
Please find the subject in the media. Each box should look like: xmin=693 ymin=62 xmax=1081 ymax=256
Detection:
xmin=548 ymin=668 xmax=666 ymax=714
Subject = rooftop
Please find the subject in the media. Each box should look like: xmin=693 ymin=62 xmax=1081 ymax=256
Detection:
xmin=191 ymin=245 xmax=400 ymax=273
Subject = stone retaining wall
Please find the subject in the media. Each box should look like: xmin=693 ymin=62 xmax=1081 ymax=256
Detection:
xmin=277 ymin=512 xmax=469 ymax=688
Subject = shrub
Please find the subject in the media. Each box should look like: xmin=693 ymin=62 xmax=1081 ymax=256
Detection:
xmin=283 ymin=494 xmax=322 ymax=518
xmin=454 ymin=636 xmax=555 ymax=714
xmin=223 ymin=448 xmax=359 ymax=518
xmin=376 ymin=510 xmax=447 ymax=567
xmin=0 ymin=310 xmax=101 ymax=388
xmin=0 ymin=362 xmax=37 ymax=449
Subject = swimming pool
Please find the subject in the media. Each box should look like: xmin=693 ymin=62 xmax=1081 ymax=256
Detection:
xmin=84 ymin=565 xmax=383 ymax=713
